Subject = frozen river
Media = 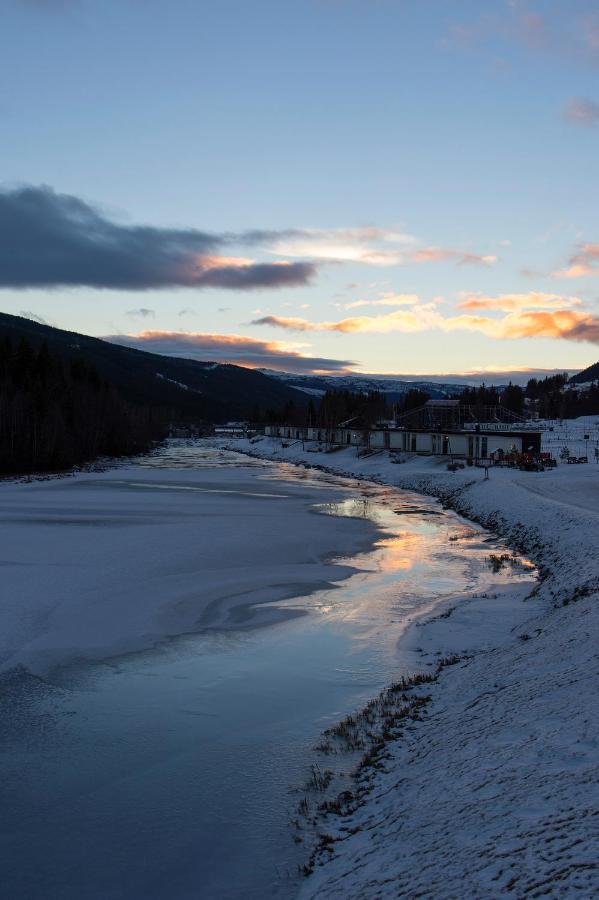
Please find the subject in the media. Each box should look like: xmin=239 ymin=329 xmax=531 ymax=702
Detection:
xmin=0 ymin=443 xmax=534 ymax=899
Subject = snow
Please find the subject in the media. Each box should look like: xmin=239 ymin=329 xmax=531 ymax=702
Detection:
xmin=155 ymin=371 xmax=201 ymax=392
xmin=216 ymin=422 xmax=599 ymax=897
xmin=0 ymin=458 xmax=379 ymax=675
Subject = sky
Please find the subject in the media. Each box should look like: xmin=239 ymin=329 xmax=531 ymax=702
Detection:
xmin=1 ymin=0 xmax=598 ymax=380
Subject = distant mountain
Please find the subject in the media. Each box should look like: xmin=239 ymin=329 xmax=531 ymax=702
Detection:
xmin=569 ymin=361 xmax=599 ymax=385
xmin=0 ymin=313 xmax=307 ymax=422
xmin=258 ymin=369 xmax=471 ymax=403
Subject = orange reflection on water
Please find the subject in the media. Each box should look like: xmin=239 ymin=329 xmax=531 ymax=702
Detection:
xmin=375 ymin=534 xmax=424 ymax=573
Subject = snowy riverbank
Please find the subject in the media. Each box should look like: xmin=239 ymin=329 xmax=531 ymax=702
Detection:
xmin=216 ymin=431 xmax=599 ymax=897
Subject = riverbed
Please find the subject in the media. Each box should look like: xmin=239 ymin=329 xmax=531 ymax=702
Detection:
xmin=0 ymin=443 xmax=535 ymax=899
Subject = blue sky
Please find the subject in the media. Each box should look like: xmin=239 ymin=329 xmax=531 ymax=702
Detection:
xmin=1 ymin=0 xmax=598 ymax=378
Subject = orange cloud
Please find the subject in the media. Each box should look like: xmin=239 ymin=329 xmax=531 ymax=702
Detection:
xmin=253 ymin=306 xmax=441 ymax=335
xmin=440 ymin=310 xmax=599 ymax=343
xmin=495 ymin=310 xmax=599 ymax=342
xmin=553 ymin=243 xmax=599 ymax=279
xmin=410 ymin=248 xmax=496 ymax=266
xmin=253 ymin=297 xmax=599 ymax=345
xmin=199 ymin=256 xmax=255 ymax=270
xmin=104 ymin=331 xmax=357 ymax=374
xmin=457 ymin=292 xmax=582 ymax=312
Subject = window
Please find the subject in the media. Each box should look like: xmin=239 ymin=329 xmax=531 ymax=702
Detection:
xmin=481 ymin=437 xmax=488 ymax=457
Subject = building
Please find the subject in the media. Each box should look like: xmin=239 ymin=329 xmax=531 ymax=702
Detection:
xmin=263 ymin=423 xmax=542 ymax=460
xmin=214 ymin=422 xmax=254 ymax=437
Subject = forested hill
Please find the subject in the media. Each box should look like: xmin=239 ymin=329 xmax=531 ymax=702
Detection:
xmin=0 ymin=334 xmax=164 ymax=475
xmin=0 ymin=313 xmax=307 ymax=424
xmin=570 ymin=361 xmax=599 ymax=384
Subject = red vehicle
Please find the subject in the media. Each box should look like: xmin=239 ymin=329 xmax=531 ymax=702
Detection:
xmin=519 ymin=452 xmax=545 ymax=471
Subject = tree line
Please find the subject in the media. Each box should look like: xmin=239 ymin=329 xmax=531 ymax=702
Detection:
xmin=262 ymin=372 xmax=599 ymax=431
xmin=460 ymin=375 xmax=599 ymax=419
xmin=0 ymin=336 xmax=167 ymax=476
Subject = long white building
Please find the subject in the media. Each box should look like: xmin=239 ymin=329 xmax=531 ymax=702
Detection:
xmin=263 ymin=424 xmax=542 ymax=460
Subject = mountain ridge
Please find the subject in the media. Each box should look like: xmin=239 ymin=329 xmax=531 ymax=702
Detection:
xmin=0 ymin=313 xmax=307 ymax=422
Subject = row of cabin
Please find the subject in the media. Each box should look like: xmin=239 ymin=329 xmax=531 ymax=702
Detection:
xmin=263 ymin=425 xmax=542 ymax=459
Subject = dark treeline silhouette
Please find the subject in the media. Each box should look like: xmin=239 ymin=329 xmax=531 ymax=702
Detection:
xmin=457 ymin=383 xmax=501 ymax=408
xmin=263 ymin=372 xmax=599 ymax=433
xmin=526 ymin=374 xmax=599 ymax=419
xmin=455 ymin=383 xmax=525 ymax=417
xmin=0 ymin=336 xmax=166 ymax=475
xmin=264 ymin=390 xmax=391 ymax=428
xmin=310 ymin=390 xmax=390 ymax=428
xmin=456 ymin=375 xmax=599 ymax=420
xmin=398 ymin=388 xmax=431 ymax=413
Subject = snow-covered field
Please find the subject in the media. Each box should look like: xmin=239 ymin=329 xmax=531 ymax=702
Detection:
xmin=0 ymin=451 xmax=379 ymax=675
xmin=217 ymin=419 xmax=599 ymax=898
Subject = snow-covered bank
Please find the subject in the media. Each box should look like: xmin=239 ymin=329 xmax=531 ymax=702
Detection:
xmin=0 ymin=452 xmax=381 ymax=675
xmin=217 ymin=435 xmax=599 ymax=896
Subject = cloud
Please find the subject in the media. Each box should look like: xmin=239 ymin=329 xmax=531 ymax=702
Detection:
xmin=339 ymin=293 xmax=420 ymax=310
xmin=562 ymin=98 xmax=599 ymax=127
xmin=443 ymin=310 xmax=599 ymax=343
xmin=104 ymin=331 xmax=357 ymax=375
xmin=252 ymin=306 xmax=441 ymax=334
xmin=0 ymin=186 xmax=497 ymax=292
xmin=0 ymin=185 xmax=315 ymax=291
xmin=126 ymin=307 xmax=155 ymax=318
xmin=581 ymin=13 xmax=599 ymax=58
xmin=410 ymin=248 xmax=496 ymax=266
xmin=457 ymin=292 xmax=582 ymax=312
xmin=444 ymin=6 xmax=599 ymax=69
xmin=553 ymin=243 xmax=599 ymax=279
xmin=373 ymin=366 xmax=575 ymax=385
xmin=250 ymin=226 xmax=495 ymax=269
xmin=253 ymin=293 xmax=599 ymax=344
xmin=258 ymin=227 xmax=415 ymax=266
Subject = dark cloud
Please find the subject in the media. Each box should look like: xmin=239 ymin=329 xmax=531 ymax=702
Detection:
xmin=0 ymin=186 xmax=316 ymax=291
xmin=104 ymin=331 xmax=356 ymax=375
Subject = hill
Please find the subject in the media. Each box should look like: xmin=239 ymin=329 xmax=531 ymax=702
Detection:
xmin=569 ymin=361 xmax=599 ymax=385
xmin=0 ymin=313 xmax=307 ymax=423
xmin=257 ymin=369 xmax=471 ymax=403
